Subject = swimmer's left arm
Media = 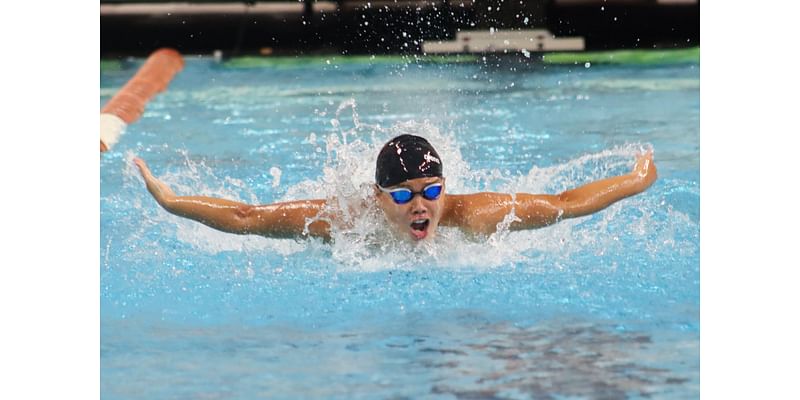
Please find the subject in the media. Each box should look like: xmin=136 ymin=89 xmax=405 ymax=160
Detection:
xmin=514 ymin=151 xmax=657 ymax=228
xmin=447 ymin=152 xmax=657 ymax=233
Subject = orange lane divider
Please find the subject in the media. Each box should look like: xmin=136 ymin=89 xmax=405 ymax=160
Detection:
xmin=100 ymin=48 xmax=184 ymax=152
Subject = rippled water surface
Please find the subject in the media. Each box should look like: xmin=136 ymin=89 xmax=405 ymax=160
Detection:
xmin=101 ymin=56 xmax=699 ymax=399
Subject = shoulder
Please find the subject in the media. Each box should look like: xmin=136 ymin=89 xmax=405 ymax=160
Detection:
xmin=442 ymin=192 xmax=513 ymax=228
xmin=445 ymin=192 xmax=513 ymax=208
xmin=442 ymin=192 xmax=564 ymax=233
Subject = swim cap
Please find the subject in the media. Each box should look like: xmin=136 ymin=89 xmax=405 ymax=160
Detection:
xmin=375 ymin=134 xmax=443 ymax=187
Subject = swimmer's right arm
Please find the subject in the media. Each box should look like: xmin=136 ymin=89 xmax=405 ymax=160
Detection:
xmin=133 ymin=158 xmax=331 ymax=239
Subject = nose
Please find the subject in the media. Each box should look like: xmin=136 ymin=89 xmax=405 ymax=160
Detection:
xmin=409 ymin=195 xmax=427 ymax=215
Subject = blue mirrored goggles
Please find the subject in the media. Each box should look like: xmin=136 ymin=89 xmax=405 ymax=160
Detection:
xmin=378 ymin=182 xmax=443 ymax=205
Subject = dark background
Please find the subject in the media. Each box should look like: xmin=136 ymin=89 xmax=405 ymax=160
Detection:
xmin=101 ymin=0 xmax=699 ymax=57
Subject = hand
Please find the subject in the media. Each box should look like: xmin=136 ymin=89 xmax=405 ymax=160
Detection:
xmin=632 ymin=150 xmax=657 ymax=187
xmin=133 ymin=157 xmax=176 ymax=205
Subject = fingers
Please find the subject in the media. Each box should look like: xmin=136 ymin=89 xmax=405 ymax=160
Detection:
xmin=633 ymin=150 xmax=654 ymax=169
xmin=134 ymin=159 xmax=178 ymax=201
xmin=133 ymin=157 xmax=147 ymax=172
xmin=132 ymin=157 xmax=163 ymax=197
xmin=632 ymin=151 xmax=651 ymax=177
xmin=133 ymin=157 xmax=155 ymax=182
xmin=632 ymin=149 xmax=657 ymax=182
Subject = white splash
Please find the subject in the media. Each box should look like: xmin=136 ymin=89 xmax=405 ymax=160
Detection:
xmin=122 ymin=100 xmax=679 ymax=273
xmin=269 ymin=167 xmax=282 ymax=188
xmin=279 ymin=101 xmax=664 ymax=272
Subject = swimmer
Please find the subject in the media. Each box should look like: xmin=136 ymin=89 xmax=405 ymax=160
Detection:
xmin=134 ymin=134 xmax=656 ymax=241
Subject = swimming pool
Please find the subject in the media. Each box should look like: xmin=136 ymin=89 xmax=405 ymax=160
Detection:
xmin=101 ymin=53 xmax=699 ymax=399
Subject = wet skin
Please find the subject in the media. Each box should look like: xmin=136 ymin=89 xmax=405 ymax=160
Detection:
xmin=134 ymin=151 xmax=656 ymax=242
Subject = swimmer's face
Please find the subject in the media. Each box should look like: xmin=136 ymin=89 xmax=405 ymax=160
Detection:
xmin=375 ymin=177 xmax=446 ymax=241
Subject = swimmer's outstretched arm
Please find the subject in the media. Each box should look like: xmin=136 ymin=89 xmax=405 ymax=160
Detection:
xmin=133 ymin=158 xmax=330 ymax=239
xmin=444 ymin=152 xmax=657 ymax=234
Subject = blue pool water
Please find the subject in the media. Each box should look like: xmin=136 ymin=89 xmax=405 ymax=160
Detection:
xmin=101 ymin=55 xmax=699 ymax=399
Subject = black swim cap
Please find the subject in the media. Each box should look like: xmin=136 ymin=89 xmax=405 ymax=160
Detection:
xmin=375 ymin=134 xmax=443 ymax=188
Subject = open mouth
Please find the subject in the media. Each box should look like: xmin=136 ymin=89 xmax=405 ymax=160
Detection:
xmin=409 ymin=218 xmax=430 ymax=240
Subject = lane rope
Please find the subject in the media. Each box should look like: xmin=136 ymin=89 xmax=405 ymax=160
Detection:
xmin=100 ymin=48 xmax=184 ymax=152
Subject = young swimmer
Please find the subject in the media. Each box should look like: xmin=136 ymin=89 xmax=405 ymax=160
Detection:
xmin=134 ymin=134 xmax=657 ymax=241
